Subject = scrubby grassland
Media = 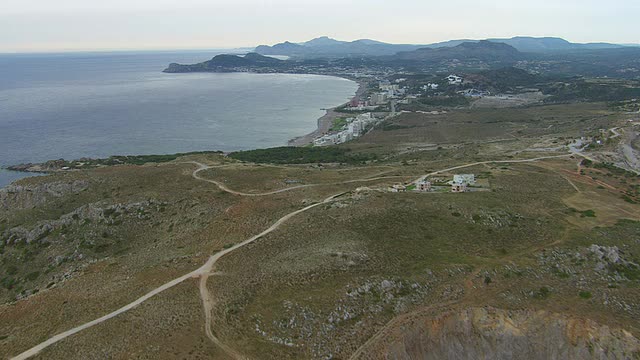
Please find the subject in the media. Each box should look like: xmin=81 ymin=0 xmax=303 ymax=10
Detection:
xmin=2 ymin=102 xmax=640 ymax=359
xmin=207 ymin=160 xmax=640 ymax=359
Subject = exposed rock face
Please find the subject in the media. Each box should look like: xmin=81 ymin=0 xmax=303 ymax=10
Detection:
xmin=0 ymin=180 xmax=89 ymax=211
xmin=1 ymin=200 xmax=165 ymax=246
xmin=366 ymin=307 xmax=640 ymax=360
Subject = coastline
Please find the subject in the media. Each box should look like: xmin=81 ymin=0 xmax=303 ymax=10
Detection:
xmin=288 ymin=78 xmax=368 ymax=147
xmin=2 ymin=73 xmax=365 ymax=187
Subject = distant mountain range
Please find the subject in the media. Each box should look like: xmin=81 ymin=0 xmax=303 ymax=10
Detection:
xmin=165 ymin=41 xmax=526 ymax=73
xmin=255 ymin=36 xmax=423 ymax=57
xmin=424 ymin=37 xmax=624 ymax=52
xmin=255 ymin=36 xmax=630 ymax=58
xmin=166 ymin=38 xmax=640 ymax=79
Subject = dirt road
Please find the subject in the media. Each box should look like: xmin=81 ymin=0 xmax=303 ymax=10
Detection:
xmin=10 ymin=169 xmax=344 ymax=360
xmin=12 ymin=155 xmax=574 ymax=359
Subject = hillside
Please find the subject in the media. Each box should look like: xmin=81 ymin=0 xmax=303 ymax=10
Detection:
xmin=255 ymin=36 xmax=424 ymax=57
xmin=255 ymin=36 xmax=628 ymax=58
xmin=394 ymin=41 xmax=524 ymax=64
xmin=427 ymin=36 xmax=625 ymax=53
xmin=163 ymin=52 xmax=283 ymax=73
xmin=3 ymin=100 xmax=640 ymax=359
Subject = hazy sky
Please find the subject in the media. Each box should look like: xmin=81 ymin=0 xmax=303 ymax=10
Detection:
xmin=1 ymin=0 xmax=639 ymax=52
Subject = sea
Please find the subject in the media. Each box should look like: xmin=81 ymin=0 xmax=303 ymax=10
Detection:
xmin=0 ymin=50 xmax=358 ymax=187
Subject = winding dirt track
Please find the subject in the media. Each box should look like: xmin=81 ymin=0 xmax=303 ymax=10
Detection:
xmin=190 ymin=161 xmax=407 ymax=196
xmin=11 ymin=155 xmax=572 ymax=360
xmin=414 ymin=154 xmax=572 ymax=183
xmin=11 ymin=170 xmax=343 ymax=360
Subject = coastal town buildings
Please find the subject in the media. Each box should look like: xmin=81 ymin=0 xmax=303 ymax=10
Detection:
xmin=422 ymin=83 xmax=439 ymax=91
xmin=370 ymin=93 xmax=388 ymax=105
xmin=313 ymin=113 xmax=379 ymax=147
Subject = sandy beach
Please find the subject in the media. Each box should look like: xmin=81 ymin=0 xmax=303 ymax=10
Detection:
xmin=288 ymin=78 xmax=368 ymax=146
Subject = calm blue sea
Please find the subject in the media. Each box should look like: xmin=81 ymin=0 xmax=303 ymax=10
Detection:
xmin=0 ymin=51 xmax=357 ymax=187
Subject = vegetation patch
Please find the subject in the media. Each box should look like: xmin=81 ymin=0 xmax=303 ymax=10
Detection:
xmin=579 ymin=291 xmax=592 ymax=299
xmin=229 ymin=146 xmax=376 ymax=164
xmin=330 ymin=117 xmax=348 ymax=132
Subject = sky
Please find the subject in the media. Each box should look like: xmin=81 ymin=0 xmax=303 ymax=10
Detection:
xmin=1 ymin=0 xmax=639 ymax=52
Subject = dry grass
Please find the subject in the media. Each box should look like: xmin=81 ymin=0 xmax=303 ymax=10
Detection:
xmin=2 ymin=103 xmax=639 ymax=359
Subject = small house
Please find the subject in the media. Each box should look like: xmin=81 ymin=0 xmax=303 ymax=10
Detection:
xmin=451 ymin=183 xmax=467 ymax=193
xmin=415 ymin=180 xmax=432 ymax=192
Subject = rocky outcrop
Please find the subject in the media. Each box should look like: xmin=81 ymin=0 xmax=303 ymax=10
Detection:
xmin=1 ymin=200 xmax=165 ymax=246
xmin=365 ymin=307 xmax=640 ymax=360
xmin=0 ymin=180 xmax=89 ymax=211
xmin=7 ymin=159 xmax=70 ymax=173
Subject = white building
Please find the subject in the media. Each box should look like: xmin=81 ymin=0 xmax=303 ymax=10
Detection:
xmin=380 ymin=83 xmax=400 ymax=92
xmin=313 ymin=113 xmax=378 ymax=147
xmin=447 ymin=75 xmax=463 ymax=85
xmin=422 ymin=83 xmax=439 ymax=91
xmin=452 ymin=174 xmax=475 ymax=185
xmin=370 ymin=93 xmax=388 ymax=105
xmin=348 ymin=122 xmax=362 ymax=136
xmin=313 ymin=134 xmax=340 ymax=146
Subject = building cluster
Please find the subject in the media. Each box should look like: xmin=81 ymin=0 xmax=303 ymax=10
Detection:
xmin=448 ymin=174 xmax=475 ymax=193
xmin=422 ymin=83 xmax=439 ymax=91
xmin=345 ymin=80 xmax=411 ymax=110
xmin=447 ymin=74 xmax=463 ymax=85
xmin=313 ymin=113 xmax=379 ymax=146
xmin=388 ymin=174 xmax=476 ymax=193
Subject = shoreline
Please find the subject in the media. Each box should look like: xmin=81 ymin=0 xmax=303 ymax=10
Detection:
xmin=2 ymin=74 xmax=367 ymax=186
xmin=288 ymin=77 xmax=368 ymax=147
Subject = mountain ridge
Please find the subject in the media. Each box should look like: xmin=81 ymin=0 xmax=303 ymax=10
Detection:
xmin=255 ymin=36 xmax=628 ymax=57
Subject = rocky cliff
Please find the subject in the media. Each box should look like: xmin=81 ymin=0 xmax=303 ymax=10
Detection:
xmin=363 ymin=307 xmax=639 ymax=360
xmin=0 ymin=180 xmax=89 ymax=211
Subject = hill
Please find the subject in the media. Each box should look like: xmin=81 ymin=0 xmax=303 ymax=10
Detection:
xmin=425 ymin=36 xmax=625 ymax=53
xmin=394 ymin=41 xmax=524 ymax=65
xmin=255 ymin=36 xmax=424 ymax=57
xmin=465 ymin=67 xmax=542 ymax=92
xmin=163 ymin=52 xmax=283 ymax=73
xmin=255 ymin=36 xmax=627 ymax=58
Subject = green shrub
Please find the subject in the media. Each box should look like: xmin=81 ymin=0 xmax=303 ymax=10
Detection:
xmin=25 ymin=271 xmax=40 ymax=281
xmin=579 ymin=291 xmax=592 ymax=299
xmin=580 ymin=210 xmax=596 ymax=218
xmin=229 ymin=147 xmax=376 ymax=165
xmin=534 ymin=286 xmax=550 ymax=299
xmin=6 ymin=265 xmax=18 ymax=276
xmin=1 ymin=277 xmax=17 ymax=290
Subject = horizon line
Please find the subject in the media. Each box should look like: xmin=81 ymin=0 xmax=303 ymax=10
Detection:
xmin=2 ymin=36 xmax=639 ymax=55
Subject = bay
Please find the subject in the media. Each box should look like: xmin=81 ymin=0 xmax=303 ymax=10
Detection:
xmin=0 ymin=51 xmax=357 ymax=187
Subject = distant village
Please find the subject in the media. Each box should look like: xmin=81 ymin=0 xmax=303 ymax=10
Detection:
xmin=312 ymin=74 xmax=494 ymax=147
